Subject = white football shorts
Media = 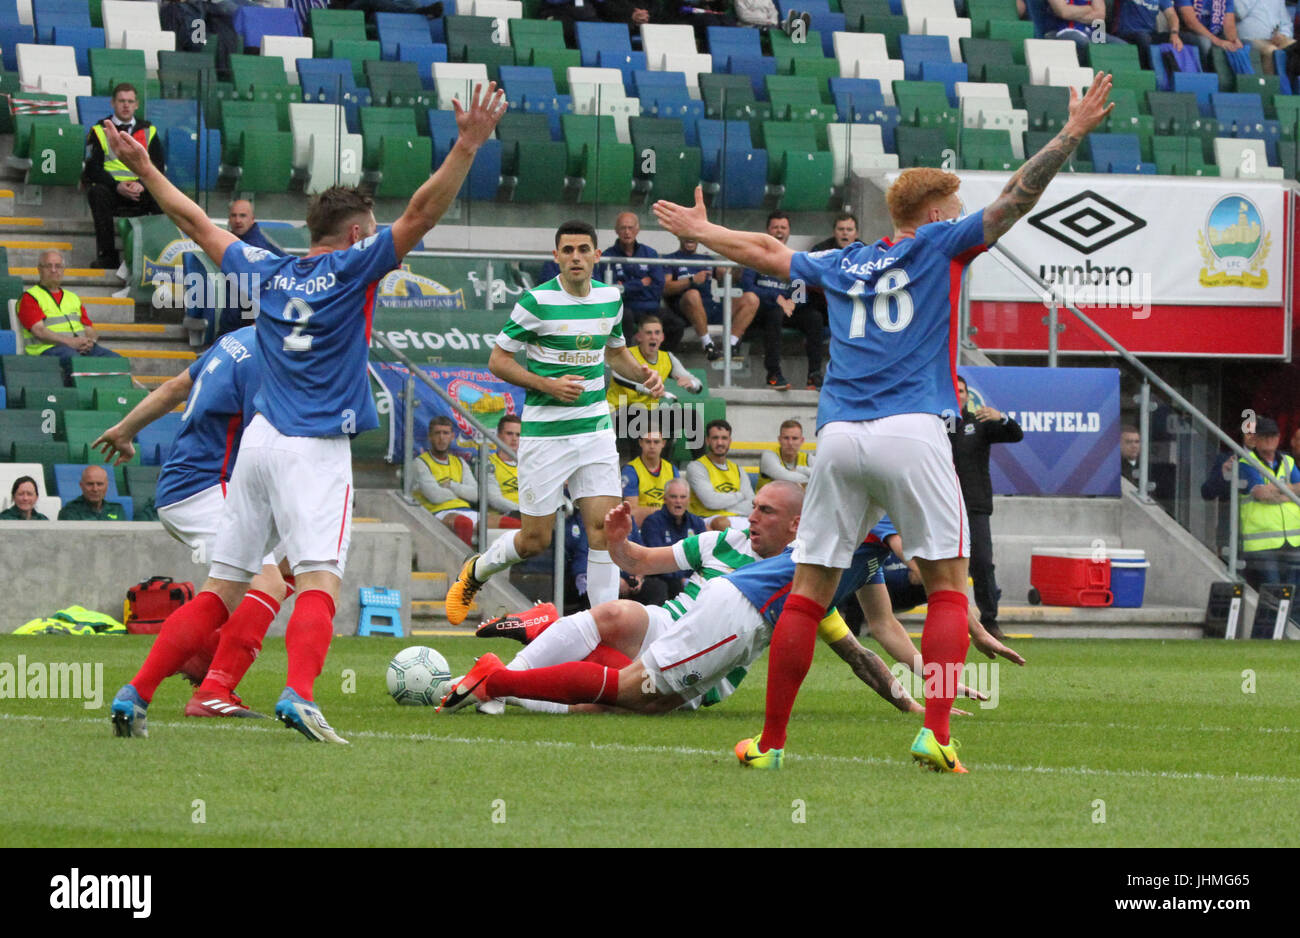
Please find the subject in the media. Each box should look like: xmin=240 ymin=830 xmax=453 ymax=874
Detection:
xmin=516 ymin=430 xmax=621 ymax=517
xmin=793 ymin=414 xmax=968 ymax=568
xmin=157 ymin=483 xmax=277 ymax=568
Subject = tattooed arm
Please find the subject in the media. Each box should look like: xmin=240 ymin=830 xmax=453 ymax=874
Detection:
xmin=983 ymin=73 xmax=1116 ymax=245
xmin=828 ymin=634 xmax=923 ymax=713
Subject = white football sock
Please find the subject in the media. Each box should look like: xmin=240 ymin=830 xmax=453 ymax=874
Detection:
xmin=503 ymin=696 xmax=570 ymax=714
xmin=473 ymin=530 xmax=522 ymax=580
xmin=729 ymin=334 xmax=741 ymax=347
xmin=701 ymin=334 xmax=714 ymax=347
xmin=510 ymin=610 xmax=600 ymax=670
xmin=586 ymin=549 xmax=619 ymax=606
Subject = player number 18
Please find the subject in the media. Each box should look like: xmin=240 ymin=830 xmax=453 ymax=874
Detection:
xmin=848 ymin=268 xmax=914 ymax=337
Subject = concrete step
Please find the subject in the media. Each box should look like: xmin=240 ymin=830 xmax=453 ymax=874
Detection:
xmin=95 ymin=322 xmax=188 ymax=342
xmin=0 ymin=217 xmax=95 ymax=236
xmin=898 ymin=603 xmax=1206 ymax=639
xmin=412 ymin=598 xmax=480 ymax=621
xmin=0 ymin=238 xmax=77 ymax=266
xmin=411 ymin=570 xmax=448 ymax=601
xmin=105 ymin=347 xmax=196 ymax=377
xmin=82 ymin=296 xmax=148 ymax=320
xmin=9 ymin=267 xmax=125 ymax=289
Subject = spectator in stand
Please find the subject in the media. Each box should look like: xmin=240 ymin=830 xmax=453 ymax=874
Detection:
xmin=539 ymin=0 xmax=603 ymax=45
xmin=740 ymin=212 xmax=825 ymax=391
xmin=19 ymin=251 xmax=125 ymax=375
xmin=606 ymin=315 xmax=701 ymax=415
xmin=758 ymin=418 xmax=815 ymax=488
xmin=413 ymin=415 xmax=480 ymax=545
xmin=84 ymin=83 xmax=165 ymax=272
xmin=603 ymin=212 xmax=667 ymax=343
xmin=950 ymin=375 xmax=1023 ymax=641
xmin=621 ymin=428 xmax=677 ymax=524
xmin=1237 ymin=416 xmax=1300 ymax=608
xmin=673 ymin=0 xmax=732 ymax=44
xmin=686 ymin=418 xmax=754 ymax=530
xmin=601 ymin=0 xmax=669 ymax=37
xmin=1234 ymin=0 xmax=1294 ymax=72
xmin=639 ymin=476 xmax=706 ymax=599
xmin=1202 ymin=427 xmax=1255 ymax=555
xmin=662 ymin=235 xmax=758 ymax=363
xmin=1112 ymin=0 xmax=1187 ymax=67
xmin=809 ymin=212 xmax=860 ymax=253
xmin=1177 ymin=0 xmax=1244 ymax=62
xmin=1035 ymin=0 xmax=1129 ymax=48
xmin=58 ymin=465 xmax=126 ymax=521
xmin=215 ymin=200 xmax=287 ymax=339
xmin=486 ymin=414 xmax=523 ymax=527
xmin=734 ymin=0 xmax=778 ymax=27
xmin=1120 ymin=422 xmax=1177 ymax=506
xmin=0 ymin=476 xmax=48 ymax=521
xmin=1288 ymin=425 xmax=1300 ymax=460
xmin=1120 ymin=424 xmax=1143 ymax=487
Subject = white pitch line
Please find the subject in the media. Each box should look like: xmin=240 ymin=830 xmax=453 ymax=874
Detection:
xmin=3 ymin=711 xmax=1298 ymax=785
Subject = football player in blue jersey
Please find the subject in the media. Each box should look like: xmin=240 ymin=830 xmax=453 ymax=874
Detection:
xmin=99 ymin=83 xmax=508 ymax=743
xmin=97 ymin=327 xmax=299 ymax=734
xmin=654 ymin=74 xmax=1114 ymax=770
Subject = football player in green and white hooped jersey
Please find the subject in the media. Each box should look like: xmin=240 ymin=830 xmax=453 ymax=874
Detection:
xmin=444 ymin=220 xmax=664 ymax=625
xmin=476 ymin=481 xmax=928 ymax=714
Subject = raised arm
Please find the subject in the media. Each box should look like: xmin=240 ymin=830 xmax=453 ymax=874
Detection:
xmin=603 ymin=500 xmax=685 ymax=574
xmin=391 ymin=83 xmax=508 ymax=260
xmin=982 ymin=73 xmax=1115 ymax=245
xmin=102 ymin=121 xmax=236 ymax=268
xmin=654 ymin=187 xmax=794 ymax=279
xmin=91 ymin=369 xmax=194 ymax=465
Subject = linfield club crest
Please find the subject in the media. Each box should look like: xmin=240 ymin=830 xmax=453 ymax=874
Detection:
xmin=1197 ymin=195 xmax=1270 ymax=289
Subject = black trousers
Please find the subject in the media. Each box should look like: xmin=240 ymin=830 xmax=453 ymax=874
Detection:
xmin=747 ymin=302 xmax=824 ymax=376
xmin=87 ymin=184 xmax=162 ymax=261
xmin=968 ymin=510 xmax=1001 ymax=629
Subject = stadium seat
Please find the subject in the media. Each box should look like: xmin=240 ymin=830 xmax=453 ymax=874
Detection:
xmin=1151 ymin=134 xmax=1218 ymax=176
xmin=331 ymin=38 xmax=381 ymax=85
xmin=54 ymin=462 xmax=126 ymax=500
xmin=234 ymin=129 xmax=294 ymax=192
xmin=1212 ymin=91 xmax=1280 ymax=164
xmin=18 ymin=384 xmax=76 ymax=416
xmin=101 ymin=0 xmax=159 ymax=49
xmin=122 ymin=28 xmax=175 ymax=75
xmin=893 ymin=79 xmax=959 ymax=146
xmin=841 ymin=0 xmax=895 ymax=30
xmin=16 ymin=41 xmax=77 ymax=89
xmin=498 ymin=63 xmax=568 ymax=137
xmin=399 ymin=42 xmax=449 ymax=89
xmin=88 ymin=46 xmax=145 ymax=96
xmin=374 ymin=12 xmax=431 ymax=61
xmin=1021 ymin=83 xmax=1069 ymax=131
xmin=1087 ymin=132 xmax=1154 ymax=173
xmin=920 ymin=60 xmax=968 ymax=104
xmin=724 ymin=54 xmax=778 ymax=100
xmin=598 ymin=50 xmax=646 ymax=96
xmin=262 ymin=35 xmax=313 ymax=84
xmin=373 ymin=134 xmax=433 ymax=197
xmin=628 ymin=115 xmax=702 ymax=203
xmin=496 ymin=110 xmax=568 ymax=202
xmin=566 ymin=65 xmax=627 ymax=115
xmin=32 ymin=0 xmax=89 ymax=44
xmin=830 ymin=76 xmax=884 ymax=118
xmin=826 ymin=121 xmax=898 ymax=182
xmin=760 ymin=120 xmax=833 ymax=208
xmin=25 ymin=119 xmax=82 ymax=185
xmin=158 ymin=49 xmax=216 ymax=99
xmin=1087 ymin=43 xmax=1141 ymax=74
xmin=165 ymin=123 xmax=221 ymax=193
xmin=0 ymin=330 xmax=15 ymax=357
xmin=856 ymin=59 xmax=905 ymax=104
xmin=124 ymin=463 xmax=158 ymax=500
xmin=902 ymin=0 xmax=955 ymax=33
xmin=923 ymin=16 xmax=971 ymax=60
xmin=900 ymin=34 xmax=951 ymax=82
xmin=431 ymin=60 xmax=489 ymax=111
xmin=425 ymin=106 xmax=501 ymax=199
xmin=696 ymin=118 xmax=767 ymax=207
xmin=0 ymin=409 xmax=51 ymax=459
xmin=360 ymin=105 xmax=418 ymax=171
xmin=641 ymin=24 xmax=697 ymax=70
xmin=959 ymin=37 xmax=1012 ymax=83
xmin=1174 ymin=71 xmax=1222 ymax=116
xmin=966 ymin=0 xmax=1022 ymax=37
xmin=233 ymin=4 xmax=299 ymax=51
xmin=700 ymin=73 xmax=770 ymax=120
xmin=1213 ymin=137 xmax=1283 ymax=179
xmin=575 ymin=21 xmax=630 ymax=69
xmin=289 ymin=102 xmax=363 ymax=193
xmin=768 ymin=29 xmax=826 ymax=75
xmin=767 ymin=74 xmax=834 ymax=123
xmin=1 ymin=354 xmax=62 ymax=386
xmin=229 ymin=53 xmax=290 ymax=97
xmin=986 ymin=19 xmax=1034 ymax=61
xmin=833 ymin=33 xmax=888 ymax=81
xmin=561 ymin=112 xmax=634 ymax=203
xmin=309 ymin=8 xmax=365 ymax=58
xmin=895 ymin=124 xmax=948 ymax=166
xmin=445 ymin=14 xmax=498 ymax=61
xmin=92 ymin=387 xmax=145 ymax=412
xmin=959 ymin=126 xmax=1019 ymax=169
xmin=38 ymin=74 xmax=91 ymax=121
xmin=509 ymin=18 xmax=564 ymax=63
xmin=51 ymin=25 xmax=103 ymax=75
xmin=469 ymin=0 xmax=523 ymax=34
xmin=983 ymin=64 xmax=1029 ymax=103
xmin=707 ymin=25 xmax=762 ymax=71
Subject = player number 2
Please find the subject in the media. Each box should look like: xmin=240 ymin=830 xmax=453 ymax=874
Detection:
xmin=848 ymin=269 xmax=914 ymax=337
xmin=283 ymin=298 xmax=314 ymax=352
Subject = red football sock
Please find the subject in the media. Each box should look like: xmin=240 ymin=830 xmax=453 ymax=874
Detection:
xmin=130 ymin=591 xmax=229 ymax=701
xmin=198 ymin=590 xmax=280 ymax=697
xmin=282 ymin=574 xmax=296 ymax=599
xmin=760 ymin=593 xmax=825 ymax=753
xmin=451 ymin=514 xmax=475 ymax=545
xmin=485 ymin=661 xmax=620 ymax=705
xmin=921 ymin=590 xmax=971 ymax=745
xmin=583 ymin=643 xmax=632 ymax=669
xmin=285 ymin=590 xmax=335 ymax=700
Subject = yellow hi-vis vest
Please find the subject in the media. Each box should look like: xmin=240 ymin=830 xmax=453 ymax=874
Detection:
xmin=607 ymin=346 xmax=673 ymax=410
xmin=628 ymin=457 xmax=675 ymax=507
xmin=414 ymin=451 xmax=470 ymax=513
xmin=757 ymin=451 xmax=808 ymax=490
xmin=488 ymin=451 xmax=518 ymax=506
xmin=689 ymin=456 xmax=742 ymax=518
xmin=22 ymin=285 xmax=84 ymax=355
xmin=1239 ymin=452 xmax=1300 ymax=551
xmin=91 ymin=122 xmax=157 ymax=183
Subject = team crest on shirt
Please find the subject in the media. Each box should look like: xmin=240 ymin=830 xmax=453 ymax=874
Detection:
xmin=680 ymin=671 xmax=702 ymax=687
xmin=576 ymin=334 xmax=594 ymax=351
xmin=241 ymin=245 xmax=273 ymax=263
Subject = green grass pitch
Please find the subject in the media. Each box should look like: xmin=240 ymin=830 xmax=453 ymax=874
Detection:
xmin=1 ymin=634 xmax=1297 ymax=847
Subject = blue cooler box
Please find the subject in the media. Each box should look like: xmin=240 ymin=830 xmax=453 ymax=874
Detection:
xmin=1109 ymin=549 xmax=1148 ymax=608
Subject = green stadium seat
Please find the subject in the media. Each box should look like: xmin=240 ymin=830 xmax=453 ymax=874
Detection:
xmin=960 ymin=127 xmax=1020 ymax=170
xmin=360 ymin=105 xmax=419 ymax=170
xmin=462 ymin=42 xmax=515 ymax=82
xmin=840 ymin=0 xmax=894 ymax=31
xmin=236 ymin=130 xmax=294 ymax=192
xmin=509 ymin=18 xmax=565 ymax=60
xmin=561 ymin=113 xmax=635 ymax=204
xmin=1021 ymin=84 xmax=1070 ymax=132
xmin=365 ymin=61 xmax=434 ymax=132
xmin=528 ymin=48 xmax=581 ymax=93
xmin=11 ymin=440 xmax=70 ymax=482
xmin=1024 ymin=129 xmax=1091 ymax=171
xmin=628 ymin=116 xmax=702 ymax=204
xmin=768 ymin=29 xmax=826 ymax=75
xmin=1087 ymin=44 xmax=1142 ymax=74
xmin=859 ymin=15 xmax=906 ymax=58
xmin=2 ymin=354 xmax=64 ymax=386
xmin=966 ymin=0 xmax=1025 ymax=37
xmin=10 ymin=378 xmax=67 ymax=409
xmin=1146 ymin=90 xmax=1220 ymax=142
xmin=374 ymin=135 xmax=433 ymax=198
xmin=893 ymin=79 xmax=960 ymax=148
xmin=92 ymin=387 xmax=146 ymax=412
xmin=218 ymin=99 xmax=287 ymax=163
xmin=13 ymin=111 xmax=74 ymax=161
xmin=1110 ymin=69 xmax=1158 ymax=98
xmin=70 ymin=373 xmax=131 ymax=409
xmin=446 ymin=16 xmax=500 ymax=62
xmin=158 ymin=50 xmax=218 ymax=99
xmin=89 ymin=47 xmax=146 ymax=97
xmin=124 ymin=464 xmax=160 ymax=499
xmin=792 ymin=57 xmax=840 ymax=85
xmin=331 ymin=38 xmax=381 ymax=85
xmin=1234 ymin=71 xmax=1281 ymax=100
xmin=986 ymin=20 xmax=1033 ymax=61
xmin=1151 ymin=135 xmax=1218 ymax=176
xmin=959 ymin=37 xmax=1014 ymax=82
xmin=1273 ymin=94 xmax=1300 ymax=138
xmin=1276 ymin=137 xmax=1300 ymax=179
xmin=983 ymin=65 xmax=1030 ymax=104
xmin=700 ymin=73 xmax=772 ymax=120
xmin=497 ymin=111 xmax=569 ymax=202
xmin=20 ymin=386 xmax=78 ymax=437
xmin=895 ymin=125 xmax=949 ymax=166
xmin=767 ymin=74 xmax=835 ymax=122
xmin=229 ymin=53 xmax=291 ymax=97
xmin=25 ymin=121 xmax=82 ymax=185
xmin=760 ymin=120 xmax=833 ymax=205
xmin=310 ymin=8 xmax=366 ymax=58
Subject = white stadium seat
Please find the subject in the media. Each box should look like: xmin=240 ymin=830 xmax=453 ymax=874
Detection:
xmin=826 ymin=122 xmax=899 ymax=184
xmin=923 ymin=17 xmax=971 ymax=61
xmin=39 ymin=74 xmax=93 ymax=120
xmin=124 ymin=29 xmax=176 ymax=75
xmin=833 ymin=33 xmax=890 ymax=79
xmin=566 ymin=66 xmax=626 ymax=114
xmin=102 ymin=0 xmax=162 ymax=49
xmin=1024 ymin=38 xmax=1079 ymax=85
xmin=658 ymin=52 xmax=711 ymax=95
xmin=640 ymin=24 xmax=698 ymax=68
xmin=856 ymin=59 xmax=904 ymax=104
xmin=1214 ymin=138 xmax=1285 ymax=179
xmin=902 ymin=0 xmax=956 ymax=33
xmin=1045 ymin=65 xmax=1094 ymax=92
xmin=262 ymin=35 xmax=314 ymax=84
xmin=469 ymin=0 xmax=523 ymax=41
xmin=431 ymin=61 xmax=490 ymax=111
xmin=16 ymin=42 xmax=77 ymax=91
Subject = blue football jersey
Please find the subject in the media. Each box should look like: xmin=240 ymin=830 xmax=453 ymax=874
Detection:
xmin=220 ymin=229 xmax=398 ymax=438
xmin=788 ymin=210 xmax=987 ymax=431
xmin=727 ymin=541 xmax=886 ymax=625
xmin=155 ymin=327 xmax=259 ymax=508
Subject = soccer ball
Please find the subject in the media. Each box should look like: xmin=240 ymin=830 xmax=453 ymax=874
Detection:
xmin=386 ymin=646 xmax=452 ymax=706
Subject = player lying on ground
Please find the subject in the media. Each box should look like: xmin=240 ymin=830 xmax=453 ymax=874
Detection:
xmin=98 ymin=84 xmax=508 ymax=743
xmin=652 ymin=74 xmax=1115 ymax=772
xmin=95 ymin=326 xmax=293 ymax=735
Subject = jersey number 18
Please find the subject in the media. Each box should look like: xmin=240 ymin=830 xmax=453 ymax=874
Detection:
xmin=848 ymin=268 xmax=914 ymax=338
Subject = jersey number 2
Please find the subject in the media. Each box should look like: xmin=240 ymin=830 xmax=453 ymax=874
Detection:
xmin=283 ymin=298 xmax=314 ymax=352
xmin=848 ymin=269 xmax=914 ymax=337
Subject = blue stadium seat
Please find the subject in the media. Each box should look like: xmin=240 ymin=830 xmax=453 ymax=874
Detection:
xmin=830 ymin=77 xmax=884 ymax=120
xmin=234 ymin=5 xmax=300 ymax=50
xmin=1275 ymin=50 xmax=1292 ymax=94
xmin=1213 ymin=93 xmax=1281 ymax=164
xmin=599 ymin=49 xmax=647 ymax=96
xmin=633 ymin=69 xmax=690 ymax=101
xmin=76 ymin=95 xmax=113 ymax=133
xmin=576 ymin=22 xmax=632 ymax=69
xmin=427 ymin=108 xmax=503 ymax=199
xmin=807 ymin=11 xmax=846 ymax=57
xmin=1088 ymin=133 xmax=1155 ymax=173
xmin=499 ymin=65 xmax=570 ymax=138
xmin=427 ymin=0 xmax=458 ymax=45
xmin=33 ymin=0 xmax=90 ymax=45
xmin=51 ymin=25 xmax=103 ymax=74
xmin=698 ymin=118 xmax=768 ymax=208
xmin=1173 ymin=72 xmax=1219 ymax=115
xmin=638 ymin=90 xmax=704 ymax=141
xmin=166 ymin=124 xmax=221 ymax=192
xmin=298 ymin=59 xmax=371 ymax=131
xmin=0 ymin=23 xmax=34 ymax=70
xmin=137 ymin=414 xmax=183 ymax=467
xmin=0 ymin=330 xmax=15 ymax=357
xmin=1150 ymin=41 xmax=1201 ymax=91
xmin=147 ymin=98 xmax=199 ymax=135
xmin=0 ymin=0 xmax=18 ymax=23
xmin=921 ymin=60 xmax=969 ymax=105
xmin=0 ymin=386 xmax=6 ymax=409
xmin=707 ymin=26 xmax=762 ymax=71
xmin=899 ymin=34 xmax=952 ymax=82
xmin=860 ymin=104 xmax=901 ymax=152
xmin=376 ymin=12 xmax=432 ymax=60
xmin=398 ymin=42 xmax=448 ymax=89
xmin=726 ymin=54 xmax=778 ymax=99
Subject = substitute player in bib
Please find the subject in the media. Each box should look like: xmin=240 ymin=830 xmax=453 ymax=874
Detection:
xmin=654 ymin=74 xmax=1115 ymax=770
xmin=97 ymin=327 xmax=293 ymax=735
xmin=100 ymin=83 xmax=508 ymax=743
xmin=444 ymin=221 xmax=664 ymax=624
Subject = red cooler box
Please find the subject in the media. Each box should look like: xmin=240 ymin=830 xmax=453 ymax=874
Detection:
xmin=1030 ymin=549 xmax=1113 ymax=606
